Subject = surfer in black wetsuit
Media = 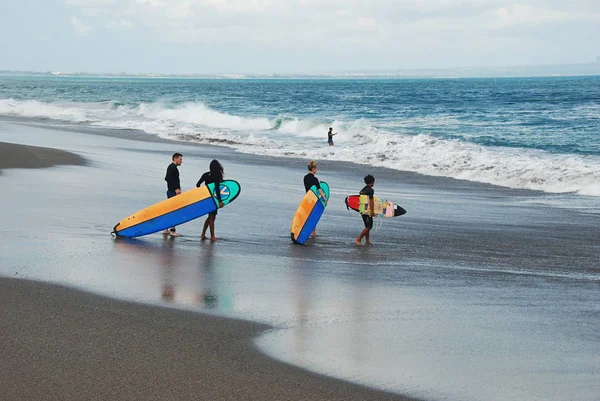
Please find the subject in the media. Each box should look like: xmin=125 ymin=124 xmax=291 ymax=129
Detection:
xmin=196 ymin=159 xmax=225 ymax=242
xmin=356 ymin=174 xmax=375 ymax=246
xmin=327 ymin=127 xmax=337 ymax=146
xmin=303 ymin=160 xmax=327 ymax=238
xmin=164 ymin=152 xmax=183 ymax=237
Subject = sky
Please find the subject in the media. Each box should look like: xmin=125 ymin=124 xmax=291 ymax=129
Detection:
xmin=0 ymin=0 xmax=599 ymax=74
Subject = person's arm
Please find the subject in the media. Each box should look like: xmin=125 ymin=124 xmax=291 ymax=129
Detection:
xmin=369 ymin=197 xmax=375 ymax=216
xmin=314 ymin=178 xmax=326 ymax=204
xmin=318 ymin=188 xmax=327 ymax=205
xmin=215 ymin=180 xmax=224 ymax=207
xmin=196 ymin=172 xmax=207 ymax=188
xmin=175 ymin=170 xmax=181 ymax=194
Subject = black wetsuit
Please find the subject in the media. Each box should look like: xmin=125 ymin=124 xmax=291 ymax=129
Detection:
xmin=165 ymin=163 xmax=180 ymax=197
xmin=197 ymin=172 xmax=222 ymax=215
xmin=360 ymin=185 xmax=374 ymax=229
xmin=303 ymin=173 xmax=321 ymax=193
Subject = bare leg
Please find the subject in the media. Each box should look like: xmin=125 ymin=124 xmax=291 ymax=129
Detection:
xmin=209 ymin=215 xmax=217 ymax=241
xmin=201 ymin=217 xmax=209 ymax=240
xmin=356 ymin=227 xmax=369 ymax=245
xmin=365 ymin=229 xmax=371 ymax=246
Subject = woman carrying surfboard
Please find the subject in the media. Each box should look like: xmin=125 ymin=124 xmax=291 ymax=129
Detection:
xmin=303 ymin=160 xmax=327 ymax=238
xmin=196 ymin=160 xmax=225 ymax=242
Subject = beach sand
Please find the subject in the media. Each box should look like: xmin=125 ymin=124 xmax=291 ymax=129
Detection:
xmin=1 ymin=120 xmax=598 ymax=401
xmin=0 ymin=141 xmax=86 ymax=171
xmin=0 ymin=138 xmax=418 ymax=400
xmin=0 ymin=277 xmax=413 ymax=401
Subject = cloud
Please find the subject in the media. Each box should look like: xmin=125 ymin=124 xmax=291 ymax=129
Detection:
xmin=69 ymin=16 xmax=92 ymax=36
xmin=106 ymin=19 xmax=136 ymax=30
xmin=62 ymin=0 xmax=600 ymax=66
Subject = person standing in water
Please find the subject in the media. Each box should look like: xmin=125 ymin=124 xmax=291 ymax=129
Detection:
xmin=327 ymin=127 xmax=337 ymax=146
xmin=196 ymin=159 xmax=225 ymax=242
xmin=356 ymin=174 xmax=375 ymax=246
xmin=164 ymin=152 xmax=183 ymax=237
xmin=303 ymin=160 xmax=327 ymax=238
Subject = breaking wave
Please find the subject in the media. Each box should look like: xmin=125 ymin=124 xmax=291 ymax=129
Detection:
xmin=1 ymin=98 xmax=598 ymax=196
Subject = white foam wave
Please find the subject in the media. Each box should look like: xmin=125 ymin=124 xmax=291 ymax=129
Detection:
xmin=1 ymin=98 xmax=599 ymax=197
xmin=135 ymin=102 xmax=272 ymax=131
xmin=0 ymin=99 xmax=91 ymax=122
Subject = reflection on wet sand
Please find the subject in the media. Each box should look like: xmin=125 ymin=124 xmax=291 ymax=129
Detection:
xmin=160 ymin=235 xmax=176 ymax=301
xmin=198 ymin=242 xmax=219 ymax=309
xmin=112 ymin=237 xmax=229 ymax=310
xmin=287 ymin=247 xmax=370 ymax=365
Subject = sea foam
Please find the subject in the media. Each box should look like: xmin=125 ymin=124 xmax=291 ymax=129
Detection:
xmin=1 ymin=98 xmax=598 ymax=196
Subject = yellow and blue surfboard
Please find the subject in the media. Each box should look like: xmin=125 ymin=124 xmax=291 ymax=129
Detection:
xmin=112 ymin=180 xmax=241 ymax=238
xmin=290 ymin=182 xmax=330 ymax=245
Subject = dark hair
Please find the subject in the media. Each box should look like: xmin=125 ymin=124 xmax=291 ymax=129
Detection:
xmin=172 ymin=152 xmax=182 ymax=160
xmin=364 ymin=174 xmax=375 ymax=185
xmin=210 ymin=159 xmax=224 ymax=182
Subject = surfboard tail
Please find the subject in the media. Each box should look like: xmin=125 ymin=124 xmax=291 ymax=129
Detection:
xmin=111 ymin=223 xmax=121 ymax=237
xmin=290 ymin=232 xmax=300 ymax=245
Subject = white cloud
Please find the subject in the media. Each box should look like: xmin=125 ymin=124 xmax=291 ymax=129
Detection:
xmin=61 ymin=0 xmax=600 ymax=69
xmin=106 ymin=19 xmax=136 ymax=30
xmin=69 ymin=16 xmax=92 ymax=36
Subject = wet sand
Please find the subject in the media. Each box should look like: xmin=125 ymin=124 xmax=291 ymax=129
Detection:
xmin=0 ymin=129 xmax=419 ymax=400
xmin=1 ymin=118 xmax=598 ymax=401
xmin=0 ymin=141 xmax=86 ymax=171
xmin=0 ymin=277 xmax=415 ymax=401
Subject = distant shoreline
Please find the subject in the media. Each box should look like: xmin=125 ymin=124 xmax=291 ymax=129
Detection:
xmin=2 ymin=60 xmax=600 ymax=79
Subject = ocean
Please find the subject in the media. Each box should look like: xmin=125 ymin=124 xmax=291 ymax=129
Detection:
xmin=1 ymin=75 xmax=599 ymax=196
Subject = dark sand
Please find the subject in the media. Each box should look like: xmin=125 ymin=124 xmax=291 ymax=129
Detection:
xmin=0 ymin=137 xmax=418 ymax=400
xmin=0 ymin=277 xmax=417 ymax=401
xmin=0 ymin=141 xmax=86 ymax=171
xmin=1 ymin=120 xmax=598 ymax=401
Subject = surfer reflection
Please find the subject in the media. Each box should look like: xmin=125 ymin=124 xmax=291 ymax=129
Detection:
xmin=290 ymin=249 xmax=314 ymax=357
xmin=196 ymin=243 xmax=219 ymax=309
xmin=112 ymin=237 xmax=181 ymax=304
xmin=160 ymin=236 xmax=176 ymax=302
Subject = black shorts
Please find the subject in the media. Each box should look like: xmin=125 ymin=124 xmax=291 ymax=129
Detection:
xmin=362 ymin=214 xmax=373 ymax=229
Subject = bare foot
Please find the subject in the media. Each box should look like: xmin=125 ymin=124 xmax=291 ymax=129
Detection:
xmin=210 ymin=236 xmax=217 ymax=242
xmin=355 ymin=239 xmax=362 ymax=245
xmin=365 ymin=241 xmax=372 ymax=246
xmin=169 ymin=232 xmax=181 ymax=237
xmin=200 ymin=235 xmax=207 ymax=241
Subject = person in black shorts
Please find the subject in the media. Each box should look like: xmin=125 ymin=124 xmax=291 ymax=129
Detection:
xmin=327 ymin=127 xmax=337 ymax=146
xmin=196 ymin=159 xmax=225 ymax=242
xmin=356 ymin=174 xmax=375 ymax=246
xmin=164 ymin=152 xmax=183 ymax=237
xmin=303 ymin=159 xmax=327 ymax=238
